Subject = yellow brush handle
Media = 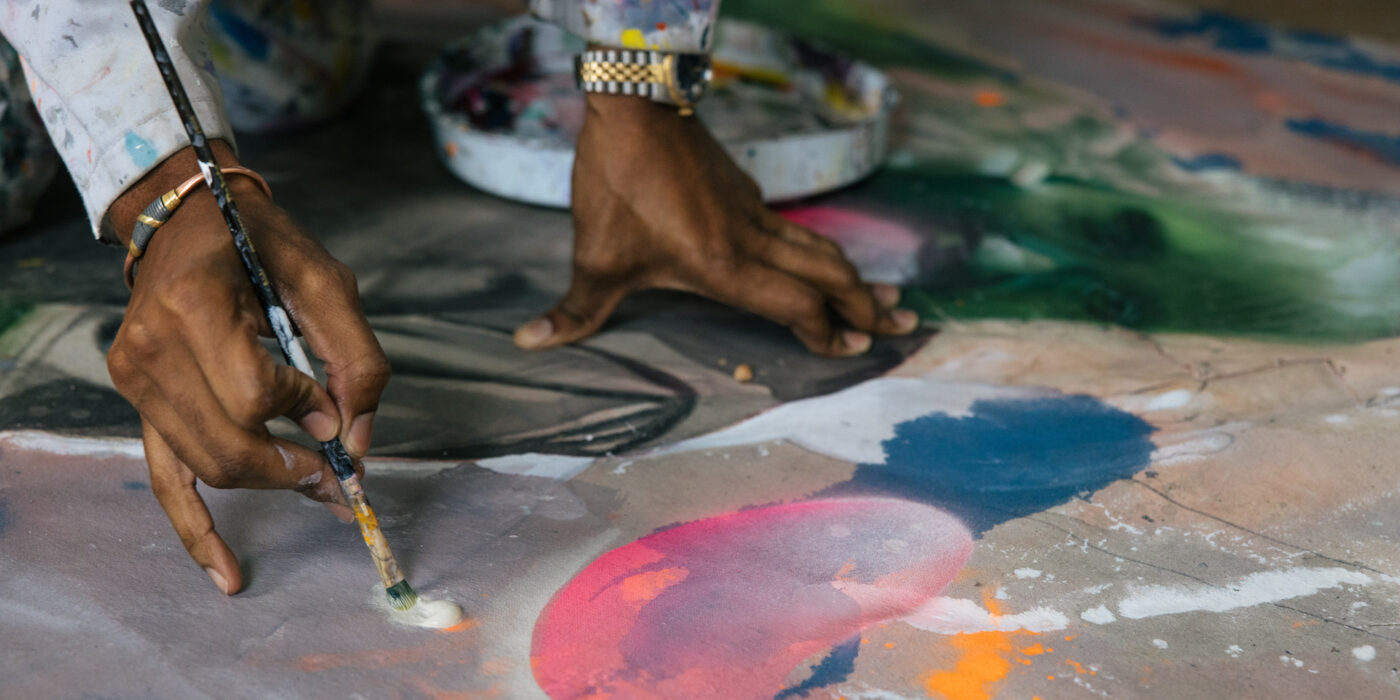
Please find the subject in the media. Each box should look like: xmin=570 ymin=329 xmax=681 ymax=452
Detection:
xmin=340 ymin=474 xmax=406 ymax=589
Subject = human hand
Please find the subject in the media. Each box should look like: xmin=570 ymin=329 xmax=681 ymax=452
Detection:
xmin=514 ymin=94 xmax=918 ymax=356
xmin=105 ymin=143 xmax=390 ymax=595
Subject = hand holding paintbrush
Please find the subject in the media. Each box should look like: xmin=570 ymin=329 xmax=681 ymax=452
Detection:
xmin=124 ymin=0 xmax=455 ymax=624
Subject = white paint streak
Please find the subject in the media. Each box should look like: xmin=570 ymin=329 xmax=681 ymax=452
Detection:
xmin=0 ymin=430 xmax=143 ymax=458
xmin=1145 ymin=390 xmax=1192 ymax=411
xmin=1153 ymin=638 xmax=1169 ymax=649
xmin=900 ymin=597 xmax=1068 ymax=634
xmin=276 ymin=444 xmax=296 ymax=471
xmin=475 ymin=453 xmax=594 ymax=480
xmin=1013 ymin=568 xmax=1042 ymax=579
xmin=657 ymin=379 xmax=1047 ymax=464
xmin=1150 ymin=430 xmax=1234 ymax=467
xmin=1080 ymin=605 xmax=1116 ymax=624
xmin=1226 ymin=644 xmax=1243 ymax=658
xmin=1117 ymin=567 xmax=1372 ymax=619
xmin=1353 ymin=645 xmax=1376 ymax=661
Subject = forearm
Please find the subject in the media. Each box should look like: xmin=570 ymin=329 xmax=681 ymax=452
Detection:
xmin=530 ymin=0 xmax=720 ymax=53
xmin=0 ymin=1 xmax=235 ymax=241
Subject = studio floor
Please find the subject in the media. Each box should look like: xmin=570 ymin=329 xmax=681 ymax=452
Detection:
xmin=4 ymin=1 xmax=1400 ymax=698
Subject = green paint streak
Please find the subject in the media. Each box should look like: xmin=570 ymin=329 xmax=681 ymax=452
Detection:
xmin=730 ymin=0 xmax=1400 ymax=342
xmin=0 ymin=300 xmax=33 ymax=338
xmin=850 ymin=168 xmax=1400 ymax=341
xmin=724 ymin=0 xmax=1004 ymax=80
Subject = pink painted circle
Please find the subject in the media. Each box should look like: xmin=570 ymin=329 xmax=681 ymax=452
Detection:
xmin=531 ymin=497 xmax=973 ymax=699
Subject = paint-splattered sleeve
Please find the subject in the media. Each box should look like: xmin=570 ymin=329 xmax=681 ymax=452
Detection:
xmin=530 ymin=0 xmax=721 ymax=53
xmin=0 ymin=1 xmax=234 ymax=240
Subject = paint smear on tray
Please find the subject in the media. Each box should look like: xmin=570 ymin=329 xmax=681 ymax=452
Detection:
xmin=530 ymin=497 xmax=972 ymax=699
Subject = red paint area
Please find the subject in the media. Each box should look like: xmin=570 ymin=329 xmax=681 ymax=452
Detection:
xmin=532 ymin=498 xmax=973 ymax=698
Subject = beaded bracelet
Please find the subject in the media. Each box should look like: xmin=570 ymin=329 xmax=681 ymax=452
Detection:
xmin=122 ymin=167 xmax=272 ymax=290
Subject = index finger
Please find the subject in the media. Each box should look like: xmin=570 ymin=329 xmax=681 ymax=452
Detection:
xmin=263 ymin=233 xmax=390 ymax=459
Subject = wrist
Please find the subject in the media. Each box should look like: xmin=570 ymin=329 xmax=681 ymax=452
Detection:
xmin=584 ymin=91 xmax=688 ymax=125
xmin=108 ymin=140 xmax=242 ymax=247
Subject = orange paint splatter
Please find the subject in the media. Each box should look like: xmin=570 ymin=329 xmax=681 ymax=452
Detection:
xmin=297 ymin=621 xmax=480 ymax=672
xmin=980 ymin=587 xmax=1003 ymax=616
xmin=885 ymin=642 xmax=897 ymax=649
xmin=656 ymin=22 xmax=667 ymax=30
xmin=1065 ymin=659 xmax=1089 ymax=675
xmin=923 ymin=631 xmax=1027 ymax=700
xmin=619 ymin=567 xmax=688 ymax=603
xmin=1020 ymin=643 xmax=1047 ymax=656
xmin=973 ymin=90 xmax=1004 ymax=107
xmin=1063 ymin=635 xmax=1076 ymax=642
xmin=445 ymin=142 xmax=458 ymax=157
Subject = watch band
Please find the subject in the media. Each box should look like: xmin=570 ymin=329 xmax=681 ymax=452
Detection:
xmin=574 ymin=49 xmax=711 ymax=116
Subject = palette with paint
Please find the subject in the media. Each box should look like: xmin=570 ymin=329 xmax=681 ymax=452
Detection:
xmin=420 ymin=15 xmax=896 ymax=207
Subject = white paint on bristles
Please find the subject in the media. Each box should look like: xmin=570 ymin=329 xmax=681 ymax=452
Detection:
xmin=1080 ymin=605 xmax=1116 ymax=624
xmin=1013 ymin=568 xmax=1042 ymax=579
xmin=1325 ymin=413 xmax=1349 ymax=425
xmin=475 ymin=453 xmax=594 ymax=480
xmin=900 ymin=596 xmax=1068 ymax=634
xmin=1226 ymin=644 xmax=1243 ymax=658
xmin=371 ymin=586 xmax=463 ymax=629
xmin=1353 ymin=645 xmax=1376 ymax=661
xmin=1152 ymin=638 xmax=1169 ymax=649
xmin=1117 ymin=567 xmax=1372 ymax=619
xmin=657 ymin=378 xmax=1048 ymax=465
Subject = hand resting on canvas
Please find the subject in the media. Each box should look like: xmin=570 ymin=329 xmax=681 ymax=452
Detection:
xmin=513 ymin=93 xmax=919 ymax=357
xmin=105 ymin=143 xmax=391 ymax=595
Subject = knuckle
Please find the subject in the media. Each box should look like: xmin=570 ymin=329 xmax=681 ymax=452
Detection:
xmin=114 ymin=318 xmax=163 ymax=363
xmin=789 ymin=291 xmax=825 ymax=321
xmin=305 ymin=260 xmax=358 ymax=298
xmin=203 ymin=448 xmax=256 ymax=489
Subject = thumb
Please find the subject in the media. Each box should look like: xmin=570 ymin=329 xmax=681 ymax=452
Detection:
xmin=514 ymin=274 xmax=629 ymax=350
xmin=142 ymin=420 xmax=243 ymax=596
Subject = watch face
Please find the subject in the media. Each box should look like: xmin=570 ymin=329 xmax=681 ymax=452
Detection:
xmin=673 ymin=54 xmax=713 ymax=103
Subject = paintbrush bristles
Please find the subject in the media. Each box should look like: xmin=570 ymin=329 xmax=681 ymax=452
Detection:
xmin=385 ymin=579 xmax=420 ymax=611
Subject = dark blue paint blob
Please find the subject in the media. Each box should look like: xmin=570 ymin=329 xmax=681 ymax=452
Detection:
xmin=1172 ymin=152 xmax=1242 ymax=172
xmin=1286 ymin=118 xmax=1400 ymax=166
xmin=1142 ymin=11 xmax=1400 ymax=84
xmin=0 ymin=499 xmax=8 ymax=536
xmin=1145 ymin=12 xmax=1271 ymax=52
xmin=774 ymin=636 xmax=861 ymax=699
xmin=121 ymin=480 xmax=149 ymax=491
xmin=827 ymin=395 xmax=1155 ymax=534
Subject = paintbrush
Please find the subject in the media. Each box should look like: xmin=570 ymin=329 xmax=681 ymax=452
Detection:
xmin=129 ymin=0 xmax=419 ymax=612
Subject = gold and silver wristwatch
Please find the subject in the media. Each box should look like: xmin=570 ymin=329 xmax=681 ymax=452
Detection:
xmin=574 ymin=49 xmax=713 ymax=116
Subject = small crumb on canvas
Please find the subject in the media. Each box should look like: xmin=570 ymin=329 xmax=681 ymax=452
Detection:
xmin=733 ymin=363 xmax=754 ymax=382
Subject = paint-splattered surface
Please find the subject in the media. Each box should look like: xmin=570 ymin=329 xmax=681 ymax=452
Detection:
xmin=5 ymin=1 xmax=1400 ymax=698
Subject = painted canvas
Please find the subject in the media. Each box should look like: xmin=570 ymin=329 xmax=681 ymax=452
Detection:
xmin=4 ymin=0 xmax=1400 ymax=698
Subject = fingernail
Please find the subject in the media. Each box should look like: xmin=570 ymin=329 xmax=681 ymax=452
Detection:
xmin=842 ymin=330 xmax=872 ymax=353
xmin=514 ymin=317 xmax=553 ymax=348
xmin=892 ymin=309 xmax=919 ymax=332
xmin=301 ymin=410 xmax=338 ymax=442
xmin=204 ymin=566 xmax=232 ymax=595
xmin=873 ymin=284 xmax=900 ymax=308
xmin=346 ymin=412 xmax=375 ymax=458
xmin=324 ymin=502 xmax=355 ymax=524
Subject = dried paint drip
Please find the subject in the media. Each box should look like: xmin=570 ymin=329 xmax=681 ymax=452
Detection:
xmin=370 ymin=586 xmax=463 ymax=630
